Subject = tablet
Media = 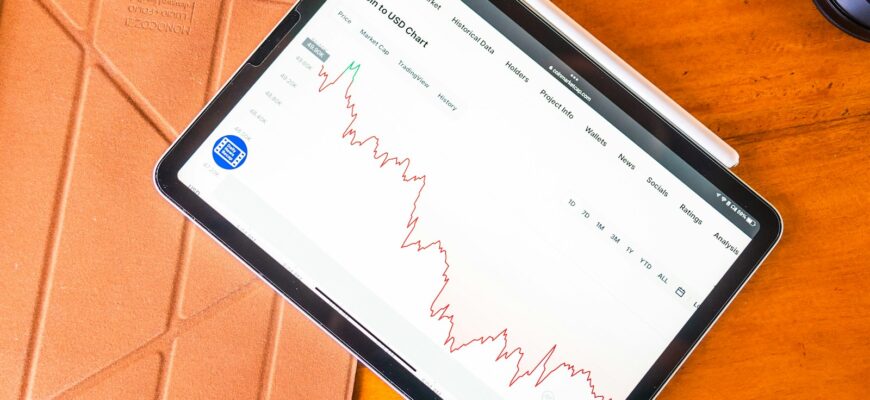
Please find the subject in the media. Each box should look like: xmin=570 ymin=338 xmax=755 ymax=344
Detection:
xmin=154 ymin=1 xmax=782 ymax=398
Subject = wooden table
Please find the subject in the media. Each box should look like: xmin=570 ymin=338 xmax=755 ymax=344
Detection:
xmin=355 ymin=0 xmax=870 ymax=398
xmin=4 ymin=0 xmax=863 ymax=398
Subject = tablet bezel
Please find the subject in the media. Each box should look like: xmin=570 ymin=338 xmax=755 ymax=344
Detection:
xmin=154 ymin=0 xmax=783 ymax=398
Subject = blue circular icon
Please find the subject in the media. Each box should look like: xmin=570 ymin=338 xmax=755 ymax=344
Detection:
xmin=212 ymin=135 xmax=248 ymax=170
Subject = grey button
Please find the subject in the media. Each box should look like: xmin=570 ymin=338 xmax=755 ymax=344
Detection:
xmin=302 ymin=38 xmax=330 ymax=62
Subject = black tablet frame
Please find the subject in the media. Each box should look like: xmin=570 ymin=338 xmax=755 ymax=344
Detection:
xmin=154 ymin=1 xmax=783 ymax=398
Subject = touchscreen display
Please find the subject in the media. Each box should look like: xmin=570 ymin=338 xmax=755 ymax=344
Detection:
xmin=177 ymin=0 xmax=759 ymax=398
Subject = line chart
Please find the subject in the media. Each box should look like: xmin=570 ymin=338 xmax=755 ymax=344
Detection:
xmin=315 ymin=61 xmax=609 ymax=400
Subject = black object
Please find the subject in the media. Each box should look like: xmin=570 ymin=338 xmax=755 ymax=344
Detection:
xmin=155 ymin=0 xmax=783 ymax=399
xmin=814 ymin=0 xmax=870 ymax=41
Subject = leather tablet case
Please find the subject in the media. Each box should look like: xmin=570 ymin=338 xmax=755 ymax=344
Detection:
xmin=0 ymin=0 xmax=356 ymax=398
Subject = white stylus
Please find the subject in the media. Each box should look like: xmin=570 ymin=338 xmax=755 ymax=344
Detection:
xmin=521 ymin=0 xmax=740 ymax=168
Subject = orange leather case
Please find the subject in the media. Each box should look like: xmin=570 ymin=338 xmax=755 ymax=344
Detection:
xmin=0 ymin=0 xmax=356 ymax=398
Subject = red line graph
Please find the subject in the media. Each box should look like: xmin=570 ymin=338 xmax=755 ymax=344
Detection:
xmin=317 ymin=62 xmax=609 ymax=400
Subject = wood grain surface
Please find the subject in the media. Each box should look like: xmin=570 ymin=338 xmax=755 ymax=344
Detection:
xmin=356 ymin=0 xmax=870 ymax=398
xmin=2 ymin=0 xmax=865 ymax=398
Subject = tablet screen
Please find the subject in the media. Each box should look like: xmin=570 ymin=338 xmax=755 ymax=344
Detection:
xmin=177 ymin=0 xmax=759 ymax=398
